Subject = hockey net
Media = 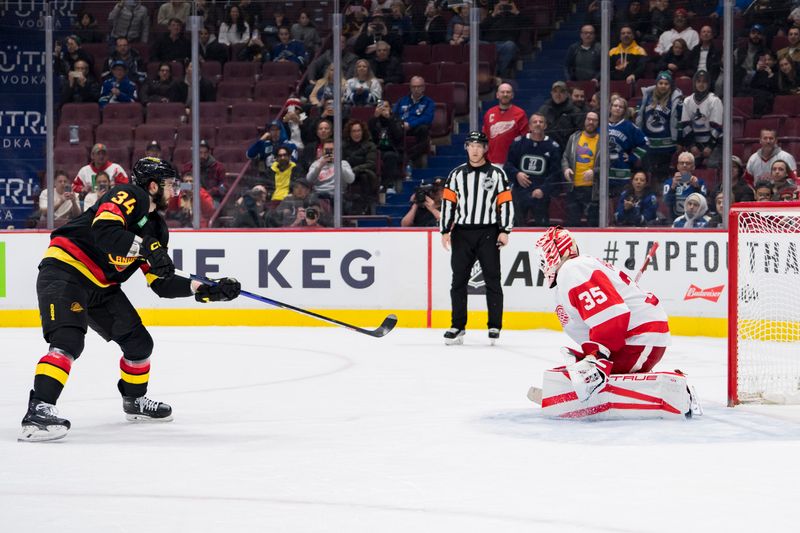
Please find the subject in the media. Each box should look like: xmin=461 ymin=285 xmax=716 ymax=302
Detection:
xmin=729 ymin=202 xmax=800 ymax=405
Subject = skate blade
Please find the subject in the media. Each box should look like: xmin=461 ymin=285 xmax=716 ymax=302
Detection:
xmin=18 ymin=424 xmax=68 ymax=442
xmin=444 ymin=337 xmax=464 ymax=346
xmin=125 ymin=413 xmax=174 ymax=423
xmin=489 ymin=338 xmax=498 ymax=346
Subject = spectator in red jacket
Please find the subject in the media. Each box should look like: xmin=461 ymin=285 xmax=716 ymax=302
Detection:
xmin=166 ymin=172 xmax=216 ymax=227
xmin=180 ymin=139 xmax=228 ymax=202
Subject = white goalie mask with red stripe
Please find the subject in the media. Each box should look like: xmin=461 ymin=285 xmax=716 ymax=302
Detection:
xmin=535 ymin=226 xmax=579 ymax=288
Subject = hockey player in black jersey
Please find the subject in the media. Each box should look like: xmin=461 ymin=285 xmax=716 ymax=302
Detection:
xmin=19 ymin=157 xmax=241 ymax=442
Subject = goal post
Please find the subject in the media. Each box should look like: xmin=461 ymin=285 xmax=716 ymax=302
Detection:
xmin=728 ymin=202 xmax=800 ymax=406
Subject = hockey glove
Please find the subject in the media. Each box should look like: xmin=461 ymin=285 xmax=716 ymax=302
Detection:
xmin=195 ymin=278 xmax=241 ymax=303
xmin=140 ymin=237 xmax=175 ymax=279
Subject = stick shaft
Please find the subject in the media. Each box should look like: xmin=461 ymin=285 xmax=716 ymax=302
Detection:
xmin=176 ymin=270 xmax=397 ymax=337
xmin=634 ymin=242 xmax=660 ymax=283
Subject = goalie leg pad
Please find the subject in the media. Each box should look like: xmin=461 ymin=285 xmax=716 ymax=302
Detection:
xmin=538 ymin=368 xmax=695 ymax=420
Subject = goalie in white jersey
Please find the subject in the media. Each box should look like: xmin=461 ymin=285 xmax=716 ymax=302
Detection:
xmin=535 ymin=226 xmax=671 ymax=402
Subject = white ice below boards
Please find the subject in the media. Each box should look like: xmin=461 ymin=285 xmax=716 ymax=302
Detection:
xmin=1 ymin=326 xmax=798 ymax=532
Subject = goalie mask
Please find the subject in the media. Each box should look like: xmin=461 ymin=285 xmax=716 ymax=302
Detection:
xmin=535 ymin=226 xmax=579 ymax=288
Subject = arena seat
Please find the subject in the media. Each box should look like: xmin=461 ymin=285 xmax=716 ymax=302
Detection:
xmin=230 ymin=102 xmax=272 ymax=127
xmin=101 ymin=102 xmax=143 ymax=125
xmin=145 ymin=102 xmax=185 ymax=124
xmin=216 ymin=81 xmax=254 ymax=103
xmin=176 ymin=124 xmax=217 ymax=146
xmin=217 ymin=124 xmax=259 ymax=147
xmin=95 ymin=123 xmax=134 ymax=149
xmin=60 ymin=103 xmax=101 ymax=127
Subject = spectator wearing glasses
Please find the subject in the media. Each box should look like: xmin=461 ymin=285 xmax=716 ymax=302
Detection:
xmin=663 ymin=151 xmax=708 ymax=222
xmin=565 ymin=24 xmax=601 ymax=83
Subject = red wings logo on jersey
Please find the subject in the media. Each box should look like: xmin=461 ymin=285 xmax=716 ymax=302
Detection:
xmin=556 ymin=305 xmax=570 ymax=326
xmin=489 ymin=119 xmax=516 ymax=138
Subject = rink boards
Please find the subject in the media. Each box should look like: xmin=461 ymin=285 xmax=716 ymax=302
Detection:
xmin=0 ymin=229 xmax=731 ymax=335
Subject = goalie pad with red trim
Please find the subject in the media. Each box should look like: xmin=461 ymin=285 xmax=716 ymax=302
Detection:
xmin=533 ymin=367 xmax=699 ymax=420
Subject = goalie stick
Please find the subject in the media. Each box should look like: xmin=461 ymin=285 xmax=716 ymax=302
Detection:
xmin=176 ymin=270 xmax=398 ymax=338
xmin=634 ymin=241 xmax=659 ymax=283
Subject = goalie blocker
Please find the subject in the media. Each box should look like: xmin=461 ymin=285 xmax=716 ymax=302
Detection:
xmin=531 ymin=367 xmax=701 ymax=420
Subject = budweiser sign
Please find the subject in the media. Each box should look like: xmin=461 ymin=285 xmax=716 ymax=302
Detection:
xmin=684 ymin=284 xmax=724 ymax=302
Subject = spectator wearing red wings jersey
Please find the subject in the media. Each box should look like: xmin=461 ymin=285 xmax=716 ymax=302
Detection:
xmin=74 ymin=143 xmax=129 ymax=198
xmin=535 ymin=226 xmax=670 ymax=401
xmin=482 ymin=83 xmax=528 ymax=165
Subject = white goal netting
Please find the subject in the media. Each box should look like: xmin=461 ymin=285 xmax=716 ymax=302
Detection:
xmin=735 ymin=210 xmax=800 ymax=404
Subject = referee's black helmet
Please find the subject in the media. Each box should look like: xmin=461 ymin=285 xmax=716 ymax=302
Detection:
xmin=465 ymin=131 xmax=488 ymax=145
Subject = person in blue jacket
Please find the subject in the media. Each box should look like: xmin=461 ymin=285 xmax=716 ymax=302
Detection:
xmin=270 ymin=26 xmax=307 ymax=68
xmin=247 ymin=120 xmax=300 ymax=165
xmin=615 ymin=170 xmax=659 ymax=226
xmin=99 ymin=60 xmax=138 ymax=109
xmin=393 ymin=75 xmax=435 ymax=166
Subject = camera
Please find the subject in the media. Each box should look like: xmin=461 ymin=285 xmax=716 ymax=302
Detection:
xmin=414 ymin=184 xmax=434 ymax=205
xmin=306 ymin=206 xmax=320 ymax=220
xmin=500 ymin=4 xmax=512 ymax=12
xmin=324 ymin=148 xmax=333 ymax=157
xmin=180 ymin=182 xmax=193 ymax=192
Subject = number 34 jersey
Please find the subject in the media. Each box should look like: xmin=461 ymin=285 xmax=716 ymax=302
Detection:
xmin=553 ymin=256 xmax=671 ymax=354
xmin=41 ymin=184 xmax=166 ymax=289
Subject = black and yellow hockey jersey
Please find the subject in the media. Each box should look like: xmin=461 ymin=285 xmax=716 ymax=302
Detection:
xmin=40 ymin=183 xmax=191 ymax=297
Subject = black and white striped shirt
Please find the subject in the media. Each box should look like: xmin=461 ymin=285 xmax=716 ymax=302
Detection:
xmin=439 ymin=161 xmax=514 ymax=234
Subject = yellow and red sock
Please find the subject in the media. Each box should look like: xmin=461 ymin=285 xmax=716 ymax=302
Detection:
xmin=33 ymin=351 xmax=73 ymax=404
xmin=119 ymin=357 xmax=150 ymax=398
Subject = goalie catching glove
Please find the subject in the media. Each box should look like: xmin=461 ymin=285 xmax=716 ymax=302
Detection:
xmin=140 ymin=236 xmax=175 ymax=278
xmin=195 ymin=278 xmax=241 ymax=303
xmin=566 ymin=343 xmax=614 ymax=402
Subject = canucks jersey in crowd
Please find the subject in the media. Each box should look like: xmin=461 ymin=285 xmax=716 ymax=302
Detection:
xmin=504 ymin=134 xmax=562 ymax=195
xmin=608 ymin=119 xmax=647 ymax=183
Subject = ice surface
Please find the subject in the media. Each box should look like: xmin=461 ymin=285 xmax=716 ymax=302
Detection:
xmin=1 ymin=327 xmax=797 ymax=532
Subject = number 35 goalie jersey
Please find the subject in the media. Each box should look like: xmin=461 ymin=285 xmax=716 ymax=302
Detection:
xmin=554 ymin=256 xmax=671 ymax=354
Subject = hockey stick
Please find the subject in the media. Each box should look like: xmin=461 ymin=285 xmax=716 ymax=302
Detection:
xmin=175 ymin=270 xmax=398 ymax=338
xmin=634 ymin=241 xmax=659 ymax=283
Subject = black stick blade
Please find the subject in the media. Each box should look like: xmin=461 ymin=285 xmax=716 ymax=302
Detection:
xmin=367 ymin=314 xmax=398 ymax=338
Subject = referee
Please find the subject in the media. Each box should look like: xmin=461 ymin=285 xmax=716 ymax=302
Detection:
xmin=440 ymin=131 xmax=514 ymax=345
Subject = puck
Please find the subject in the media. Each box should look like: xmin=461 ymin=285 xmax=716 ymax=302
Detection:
xmin=624 ymin=257 xmax=636 ymax=269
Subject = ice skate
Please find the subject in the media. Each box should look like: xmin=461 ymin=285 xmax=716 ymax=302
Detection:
xmin=488 ymin=328 xmax=500 ymax=345
xmin=444 ymin=328 xmax=465 ymax=345
xmin=123 ymin=395 xmax=173 ymax=422
xmin=19 ymin=391 xmax=70 ymax=442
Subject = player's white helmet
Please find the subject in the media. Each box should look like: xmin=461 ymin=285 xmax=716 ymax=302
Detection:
xmin=535 ymin=226 xmax=579 ymax=288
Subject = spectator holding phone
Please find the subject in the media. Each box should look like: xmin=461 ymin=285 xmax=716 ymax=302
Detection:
xmin=82 ymin=171 xmax=111 ymax=211
xmin=39 ymin=170 xmax=81 ymax=223
xmin=306 ymin=139 xmax=355 ymax=201
xmin=59 ymin=59 xmax=100 ymax=107
xmin=166 ymin=172 xmax=215 ymax=227
xmin=662 ymin=151 xmax=707 ymax=223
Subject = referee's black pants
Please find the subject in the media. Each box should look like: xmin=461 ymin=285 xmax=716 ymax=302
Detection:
xmin=449 ymin=225 xmax=503 ymax=331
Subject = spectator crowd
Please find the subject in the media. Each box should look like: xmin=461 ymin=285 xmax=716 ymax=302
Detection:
xmin=43 ymin=1 xmax=799 ymax=230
